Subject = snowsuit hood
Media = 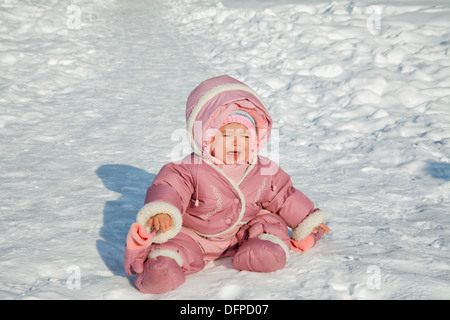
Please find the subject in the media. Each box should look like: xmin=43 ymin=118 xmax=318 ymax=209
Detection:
xmin=185 ymin=75 xmax=273 ymax=162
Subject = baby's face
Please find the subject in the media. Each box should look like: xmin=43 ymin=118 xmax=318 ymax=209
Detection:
xmin=211 ymin=123 xmax=251 ymax=164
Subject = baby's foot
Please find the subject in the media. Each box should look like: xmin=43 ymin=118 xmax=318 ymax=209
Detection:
xmin=135 ymin=256 xmax=185 ymax=294
xmin=232 ymin=238 xmax=286 ymax=272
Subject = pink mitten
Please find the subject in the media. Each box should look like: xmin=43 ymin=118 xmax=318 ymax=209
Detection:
xmin=290 ymin=223 xmax=330 ymax=253
xmin=124 ymin=223 xmax=156 ymax=275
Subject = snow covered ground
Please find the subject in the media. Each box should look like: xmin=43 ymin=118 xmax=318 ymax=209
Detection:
xmin=0 ymin=0 xmax=449 ymax=300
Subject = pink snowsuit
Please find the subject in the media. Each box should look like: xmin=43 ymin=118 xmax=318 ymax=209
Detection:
xmin=124 ymin=75 xmax=328 ymax=294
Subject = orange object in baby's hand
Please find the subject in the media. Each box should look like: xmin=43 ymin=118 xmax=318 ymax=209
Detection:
xmin=147 ymin=213 xmax=172 ymax=233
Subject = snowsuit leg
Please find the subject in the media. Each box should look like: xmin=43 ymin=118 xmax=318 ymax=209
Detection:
xmin=134 ymin=227 xmax=207 ymax=294
xmin=148 ymin=227 xmax=207 ymax=275
xmin=232 ymin=210 xmax=291 ymax=272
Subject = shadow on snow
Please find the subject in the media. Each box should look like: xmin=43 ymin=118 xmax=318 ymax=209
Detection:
xmin=96 ymin=164 xmax=155 ymax=276
xmin=425 ymin=161 xmax=450 ymax=182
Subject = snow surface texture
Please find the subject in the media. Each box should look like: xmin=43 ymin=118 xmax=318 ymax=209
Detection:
xmin=0 ymin=0 xmax=449 ymax=299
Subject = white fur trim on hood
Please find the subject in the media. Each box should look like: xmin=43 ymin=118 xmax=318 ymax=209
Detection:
xmin=186 ymin=82 xmax=270 ymax=158
xmin=136 ymin=201 xmax=183 ymax=244
xmin=291 ymin=210 xmax=327 ymax=241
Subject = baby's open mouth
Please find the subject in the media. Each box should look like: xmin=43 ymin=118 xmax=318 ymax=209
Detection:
xmin=227 ymin=150 xmax=241 ymax=156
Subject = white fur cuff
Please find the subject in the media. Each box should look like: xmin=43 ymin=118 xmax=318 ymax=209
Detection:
xmin=258 ymin=233 xmax=290 ymax=262
xmin=148 ymin=249 xmax=184 ymax=268
xmin=136 ymin=201 xmax=183 ymax=244
xmin=291 ymin=210 xmax=327 ymax=241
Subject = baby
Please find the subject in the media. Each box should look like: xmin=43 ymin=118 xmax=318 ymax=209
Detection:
xmin=124 ymin=75 xmax=329 ymax=294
